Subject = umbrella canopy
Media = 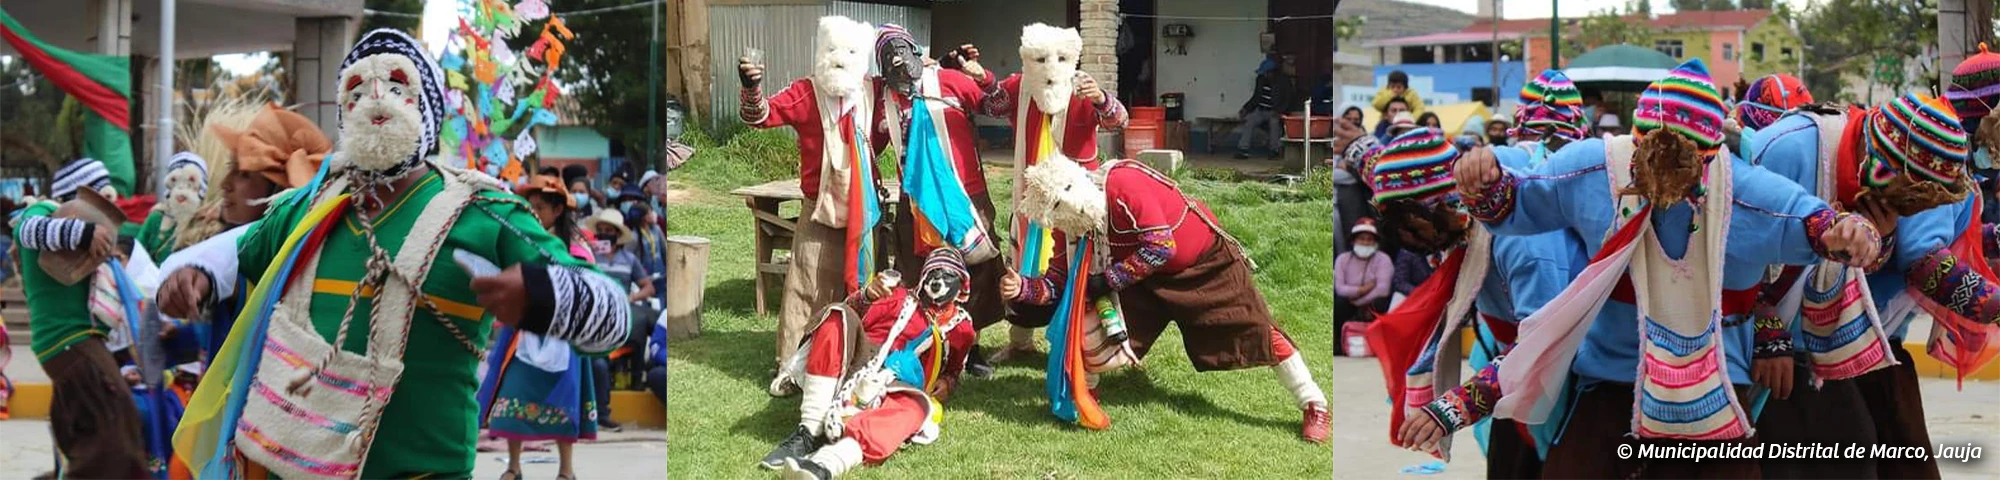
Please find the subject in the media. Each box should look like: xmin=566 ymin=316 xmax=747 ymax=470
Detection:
xmin=1565 ymin=45 xmax=1679 ymax=92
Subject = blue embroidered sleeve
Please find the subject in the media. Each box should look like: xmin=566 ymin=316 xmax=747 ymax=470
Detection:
xmin=1472 ymin=143 xmax=1606 ymax=237
xmin=1723 ymin=162 xmax=1838 ymax=267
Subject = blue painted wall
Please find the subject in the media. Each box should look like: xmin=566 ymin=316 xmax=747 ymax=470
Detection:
xmin=1372 ymin=61 xmax=1526 ymax=108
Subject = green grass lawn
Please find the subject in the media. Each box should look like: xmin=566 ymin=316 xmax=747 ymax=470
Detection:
xmin=666 ymin=129 xmax=1334 ymax=479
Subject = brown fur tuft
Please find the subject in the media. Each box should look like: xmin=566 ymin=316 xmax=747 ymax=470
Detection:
xmin=1622 ymin=132 xmax=1706 ymax=206
xmin=1865 ymin=170 xmax=1971 ymax=217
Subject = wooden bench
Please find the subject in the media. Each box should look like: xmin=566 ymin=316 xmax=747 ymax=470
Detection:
xmin=728 ymin=179 xmax=901 ymax=316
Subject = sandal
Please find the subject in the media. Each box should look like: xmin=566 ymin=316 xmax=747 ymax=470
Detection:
xmin=499 ymin=470 xmax=521 ymax=480
xmin=557 ymin=474 xmax=576 ymax=480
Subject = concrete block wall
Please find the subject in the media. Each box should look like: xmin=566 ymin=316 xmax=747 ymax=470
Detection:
xmin=1080 ymin=0 xmax=1120 ymax=100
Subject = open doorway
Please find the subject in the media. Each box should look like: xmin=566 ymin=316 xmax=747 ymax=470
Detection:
xmin=1118 ymin=0 xmax=1157 ymax=107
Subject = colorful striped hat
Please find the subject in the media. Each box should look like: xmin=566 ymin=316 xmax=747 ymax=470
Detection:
xmin=1862 ymin=92 xmax=1970 ymax=190
xmin=1368 ymin=128 xmax=1460 ymax=207
xmin=1512 ymin=69 xmax=1587 ymax=140
xmin=1634 ymin=59 xmax=1727 ymax=159
xmin=51 ymin=157 xmax=111 ymax=201
xmin=1948 ymin=43 xmax=2000 ymax=120
xmin=1735 ymin=74 xmax=1813 ymax=130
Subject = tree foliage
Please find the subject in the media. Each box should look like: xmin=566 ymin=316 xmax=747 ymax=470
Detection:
xmin=1795 ymin=0 xmax=1939 ymax=102
xmin=559 ymin=0 xmax=664 ymax=171
xmin=360 ymin=0 xmax=423 ymax=36
xmin=1566 ymin=7 xmax=1654 ymax=59
xmin=1670 ymin=0 xmax=1740 ymax=11
xmin=1334 ymin=16 xmax=1366 ymax=43
xmin=0 ymin=59 xmax=71 ymax=171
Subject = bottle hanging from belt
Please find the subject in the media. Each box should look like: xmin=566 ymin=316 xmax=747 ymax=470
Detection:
xmin=1095 ymin=296 xmax=1128 ymax=343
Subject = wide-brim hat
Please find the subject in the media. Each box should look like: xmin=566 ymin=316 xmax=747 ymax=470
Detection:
xmin=582 ymin=208 xmax=635 ymax=246
xmin=38 ymin=188 xmax=127 ymax=286
xmin=515 ymin=174 xmax=574 ymax=208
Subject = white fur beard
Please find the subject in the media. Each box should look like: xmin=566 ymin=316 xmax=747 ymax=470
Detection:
xmin=1024 ymin=72 xmax=1074 ymax=114
xmin=1019 ymin=159 xmax=1105 ymax=234
xmin=162 ymin=188 xmax=201 ymax=220
xmin=814 ymin=67 xmax=866 ymax=101
xmin=338 ymin=104 xmax=423 ymax=174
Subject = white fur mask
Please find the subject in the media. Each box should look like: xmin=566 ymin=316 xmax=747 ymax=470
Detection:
xmin=813 ymin=16 xmax=875 ymax=101
xmin=1018 ymin=157 xmax=1106 ymax=236
xmin=337 ymin=54 xmax=426 ymax=174
xmin=1020 ymin=23 xmax=1083 ymax=115
xmin=161 ymin=165 xmax=205 ymax=220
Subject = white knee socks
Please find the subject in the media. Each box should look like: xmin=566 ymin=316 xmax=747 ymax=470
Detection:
xmin=798 ymin=374 xmax=839 ymax=435
xmin=809 ymin=438 xmax=864 ymax=477
xmin=1273 ymin=355 xmax=1327 ymax=408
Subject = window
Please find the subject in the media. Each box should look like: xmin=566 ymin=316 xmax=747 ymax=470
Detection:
xmin=1752 ymin=42 xmax=1765 ymax=62
xmin=1723 ymin=43 xmax=1734 ymax=61
xmin=1654 ymin=39 xmax=1685 ymax=58
xmin=1781 ymin=47 xmax=1795 ymax=60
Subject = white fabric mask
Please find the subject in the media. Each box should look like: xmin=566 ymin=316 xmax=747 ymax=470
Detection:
xmin=1354 ymin=245 xmax=1378 ymax=258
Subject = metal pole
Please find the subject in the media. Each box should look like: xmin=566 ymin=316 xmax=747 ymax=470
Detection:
xmin=1490 ymin=0 xmax=1499 ymax=108
xmin=648 ymin=0 xmax=662 ymax=173
xmin=157 ymin=0 xmax=176 ymax=194
xmin=1550 ymin=0 xmax=1561 ymax=69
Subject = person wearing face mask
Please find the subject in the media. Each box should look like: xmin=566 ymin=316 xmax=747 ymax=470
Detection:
xmin=158 ymin=30 xmax=632 ymax=478
xmin=739 ymin=16 xmax=888 ymax=378
xmin=1358 ymin=128 xmax=1585 ymax=479
xmin=158 ymin=103 xmax=333 ymax=365
xmin=1508 ymin=70 xmax=1589 ymax=167
xmin=762 ymin=248 xmax=979 ymax=479
xmin=1335 ymin=218 xmax=1392 ymax=325
xmin=866 ymin=25 xmax=1008 ymax=379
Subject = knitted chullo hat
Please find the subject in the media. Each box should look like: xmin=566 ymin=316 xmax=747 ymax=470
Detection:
xmin=167 ymin=151 xmax=210 ymax=195
xmin=1735 ymin=74 xmax=1813 ymax=130
xmin=1948 ymin=43 xmax=2000 ymax=120
xmin=1512 ymin=69 xmax=1587 ymax=140
xmin=1864 ymin=92 xmax=1970 ymax=190
xmin=1634 ymin=59 xmax=1727 ymax=160
xmin=51 ymin=157 xmax=112 ymax=201
xmin=1368 ymin=128 xmax=1459 ymax=208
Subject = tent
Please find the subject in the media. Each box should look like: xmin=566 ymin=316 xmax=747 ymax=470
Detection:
xmin=1565 ymin=45 xmax=1678 ymax=92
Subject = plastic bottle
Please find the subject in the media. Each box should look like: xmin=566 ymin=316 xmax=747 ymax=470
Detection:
xmin=1095 ymin=297 xmax=1129 ymax=342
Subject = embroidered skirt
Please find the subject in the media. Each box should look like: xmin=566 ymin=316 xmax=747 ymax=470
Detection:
xmin=479 ymin=328 xmax=600 ymax=443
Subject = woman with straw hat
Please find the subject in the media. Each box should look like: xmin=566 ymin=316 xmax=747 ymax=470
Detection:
xmin=478 ymin=175 xmax=600 ymax=480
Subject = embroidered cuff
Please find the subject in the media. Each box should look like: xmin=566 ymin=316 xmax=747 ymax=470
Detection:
xmin=522 ymin=264 xmax=635 ymax=353
xmin=979 ymin=82 xmax=1015 ymax=117
xmin=1804 ymin=210 xmax=1878 ymax=267
xmin=1096 ymin=97 xmax=1129 ymax=128
xmin=18 ymin=217 xmax=94 ymax=251
xmin=1753 ymin=313 xmax=1795 ymax=358
xmin=1105 ymin=230 xmax=1173 ymax=291
xmin=1017 ymin=275 xmax=1059 ymax=306
xmin=1865 ymin=233 xmax=1895 ymax=273
xmin=739 ymin=87 xmax=769 ymax=125
xmin=1462 ymin=171 xmax=1519 ymax=223
xmin=1984 ymin=224 xmax=2000 ymax=254
xmin=1906 ymin=246 xmax=2000 ymax=325
xmin=520 ymin=264 xmax=556 ymax=335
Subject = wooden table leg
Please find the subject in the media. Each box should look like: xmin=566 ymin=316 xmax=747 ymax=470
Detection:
xmin=748 ymin=196 xmax=770 ymax=317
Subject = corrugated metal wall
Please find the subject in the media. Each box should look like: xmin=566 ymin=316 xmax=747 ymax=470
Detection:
xmin=707 ymin=1 xmax=932 ymax=128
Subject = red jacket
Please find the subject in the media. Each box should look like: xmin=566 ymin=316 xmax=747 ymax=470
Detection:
xmin=870 ymin=69 xmax=994 ymax=195
xmin=742 ymin=79 xmax=878 ymax=200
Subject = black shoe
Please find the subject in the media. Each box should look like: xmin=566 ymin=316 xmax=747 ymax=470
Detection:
xmin=780 ymin=458 xmax=834 ymax=480
xmin=598 ymin=418 xmax=623 ymax=432
xmin=1267 ymin=150 xmax=1284 ymax=160
xmin=759 ymin=426 xmax=824 ymax=470
xmin=1233 ymin=150 xmax=1252 ymax=159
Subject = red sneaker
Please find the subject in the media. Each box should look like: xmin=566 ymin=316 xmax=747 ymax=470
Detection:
xmin=1301 ymin=402 xmax=1331 ymax=444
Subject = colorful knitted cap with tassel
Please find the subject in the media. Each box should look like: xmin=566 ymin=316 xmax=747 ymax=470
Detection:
xmin=1948 ymin=42 xmax=2000 ymax=120
xmin=1368 ymin=127 xmax=1459 ymax=208
xmin=1634 ymin=59 xmax=1726 ymax=160
xmin=1512 ymin=69 xmax=1587 ymax=140
xmin=1735 ymin=74 xmax=1813 ymax=130
xmin=1863 ymin=92 xmax=1970 ymax=190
